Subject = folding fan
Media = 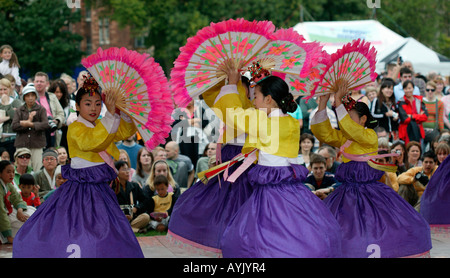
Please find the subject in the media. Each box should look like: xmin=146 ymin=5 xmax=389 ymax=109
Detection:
xmin=81 ymin=47 xmax=173 ymax=149
xmin=313 ymin=39 xmax=377 ymax=96
xmin=171 ymin=18 xmax=321 ymax=107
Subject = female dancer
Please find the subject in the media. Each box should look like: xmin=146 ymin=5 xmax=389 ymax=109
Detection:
xmin=213 ymin=62 xmax=342 ymax=258
xmin=167 ymin=76 xmax=254 ymax=255
xmin=13 ymin=74 xmax=144 ymax=258
xmin=311 ymin=82 xmax=432 ymax=258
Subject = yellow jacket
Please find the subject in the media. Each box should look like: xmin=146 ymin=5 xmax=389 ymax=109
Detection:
xmin=209 ymin=85 xmax=299 ymax=158
xmin=311 ymin=104 xmax=378 ymax=163
xmin=397 ymin=166 xmax=438 ymax=197
xmin=68 ymin=112 xmax=137 ymax=163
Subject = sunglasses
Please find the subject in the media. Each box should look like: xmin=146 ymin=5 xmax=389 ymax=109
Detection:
xmin=425 ymin=89 xmax=435 ymax=92
xmin=18 ymin=154 xmax=31 ymax=159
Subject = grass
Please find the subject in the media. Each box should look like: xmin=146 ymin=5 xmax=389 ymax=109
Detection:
xmin=135 ymin=229 xmax=167 ymax=237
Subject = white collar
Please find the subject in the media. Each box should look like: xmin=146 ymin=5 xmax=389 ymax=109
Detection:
xmin=77 ymin=115 xmax=96 ymax=127
xmin=268 ymin=108 xmax=288 ymax=118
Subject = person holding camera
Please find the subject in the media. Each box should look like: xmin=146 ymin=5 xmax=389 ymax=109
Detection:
xmin=11 ymin=83 xmax=49 ymax=172
xmin=397 ymin=151 xmax=438 ymax=208
xmin=33 ymin=72 xmax=65 ymax=149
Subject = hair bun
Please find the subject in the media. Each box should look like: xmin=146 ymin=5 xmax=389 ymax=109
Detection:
xmin=280 ymin=93 xmax=297 ymax=114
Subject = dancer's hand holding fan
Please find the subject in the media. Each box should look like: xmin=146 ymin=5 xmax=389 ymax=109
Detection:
xmin=81 ymin=47 xmax=173 ymax=150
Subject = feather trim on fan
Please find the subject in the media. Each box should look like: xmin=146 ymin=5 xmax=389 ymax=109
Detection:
xmin=170 ymin=18 xmax=276 ymax=108
xmin=82 ymin=47 xmax=173 ymax=150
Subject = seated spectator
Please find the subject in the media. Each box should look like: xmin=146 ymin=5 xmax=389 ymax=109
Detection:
xmin=0 ymin=147 xmax=10 ymax=161
xmin=374 ymin=150 xmax=399 ymax=192
xmin=118 ymin=149 xmax=136 ymax=182
xmin=12 ymin=148 xmax=33 ymax=192
xmin=144 ymin=160 xmax=179 ymax=198
xmin=195 ymin=142 xmax=216 ymax=177
xmin=390 ymin=140 xmax=407 ymax=175
xmin=33 ymin=149 xmax=59 ymax=198
xmin=317 ymin=145 xmax=340 ymax=174
xmin=56 ymin=146 xmax=70 ymax=165
xmin=43 ymin=165 xmax=66 ymax=201
xmin=298 ymin=133 xmax=315 ymax=169
xmin=405 ymin=141 xmax=422 ymax=169
xmin=18 ymin=173 xmax=40 ymax=208
xmin=132 ymin=147 xmax=154 ymax=188
xmin=152 ymin=146 xmax=167 ymax=161
xmin=146 ymin=175 xmax=178 ymax=232
xmin=435 ymin=142 xmax=449 ymax=165
xmin=165 ymin=141 xmax=194 ymax=189
xmin=113 ymin=160 xmax=150 ymax=233
xmin=397 ymin=151 xmax=438 ymax=207
xmin=305 ymin=154 xmax=340 ymax=200
xmin=0 ymin=160 xmax=29 ymax=244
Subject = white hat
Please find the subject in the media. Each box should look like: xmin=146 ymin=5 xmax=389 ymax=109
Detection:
xmin=22 ymin=83 xmax=38 ymax=97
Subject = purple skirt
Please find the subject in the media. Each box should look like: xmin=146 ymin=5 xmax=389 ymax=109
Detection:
xmin=325 ymin=161 xmax=432 ymax=258
xmin=421 ymin=155 xmax=450 ymax=224
xmin=13 ymin=163 xmax=144 ymax=258
xmin=220 ymin=164 xmax=343 ymax=258
xmin=168 ymin=145 xmax=253 ymax=252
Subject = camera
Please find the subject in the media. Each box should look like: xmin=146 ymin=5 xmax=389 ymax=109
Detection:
xmin=47 ymin=116 xmax=58 ymax=132
xmin=415 ymin=172 xmax=429 ymax=186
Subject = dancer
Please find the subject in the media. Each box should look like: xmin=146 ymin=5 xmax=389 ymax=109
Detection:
xmin=311 ymin=82 xmax=432 ymax=258
xmin=13 ymin=74 xmax=144 ymax=258
xmin=168 ymin=75 xmax=254 ymax=255
xmin=208 ymin=61 xmax=342 ymax=258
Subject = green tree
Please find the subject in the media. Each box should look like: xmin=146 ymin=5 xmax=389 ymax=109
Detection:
xmin=0 ymin=0 xmax=83 ymax=78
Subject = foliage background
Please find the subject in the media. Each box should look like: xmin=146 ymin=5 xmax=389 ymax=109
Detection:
xmin=0 ymin=0 xmax=448 ymax=77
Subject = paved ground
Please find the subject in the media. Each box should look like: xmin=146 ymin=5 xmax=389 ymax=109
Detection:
xmin=1 ymin=231 xmax=449 ymax=258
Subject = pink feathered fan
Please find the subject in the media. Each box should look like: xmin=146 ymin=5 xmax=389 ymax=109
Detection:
xmin=314 ymin=39 xmax=377 ymax=96
xmin=81 ymin=47 xmax=173 ymax=149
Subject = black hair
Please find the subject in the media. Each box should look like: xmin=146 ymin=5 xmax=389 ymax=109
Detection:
xmin=256 ymin=76 xmax=297 ymax=114
xmin=400 ymin=67 xmax=413 ymax=76
xmin=423 ymin=150 xmax=437 ymax=162
xmin=48 ymin=79 xmax=69 ymax=108
xmin=402 ymin=80 xmax=414 ymax=90
xmin=114 ymin=160 xmax=128 ymax=171
xmin=0 ymin=160 xmax=12 ymax=173
xmin=19 ymin=173 xmax=35 ymax=186
xmin=75 ymin=86 xmax=102 ymax=106
xmin=154 ymin=174 xmax=169 ymax=187
xmin=353 ymin=102 xmax=378 ymax=129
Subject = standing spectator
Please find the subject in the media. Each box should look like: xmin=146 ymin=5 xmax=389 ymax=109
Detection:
xmin=11 ymin=83 xmax=49 ymax=172
xmin=56 ymin=146 xmax=70 ymax=165
xmin=12 ymin=148 xmax=34 ymax=192
xmin=0 ymin=78 xmax=22 ymax=159
xmin=117 ymin=133 xmax=142 ymax=170
xmin=299 ymin=96 xmax=318 ymax=134
xmin=370 ymin=78 xmax=399 ymax=142
xmin=364 ymin=86 xmax=377 ymax=110
xmin=398 ymin=80 xmax=428 ymax=145
xmin=48 ymin=79 xmax=72 ymax=150
xmin=435 ymin=142 xmax=449 ymax=165
xmin=317 ymin=145 xmax=340 ymax=174
xmin=433 ymin=76 xmax=445 ymax=100
xmin=422 ymin=81 xmax=445 ymax=149
xmin=152 ymin=146 xmax=167 ymax=161
xmin=0 ymin=45 xmax=21 ymax=89
xmin=33 ymin=150 xmax=59 ymax=198
xmin=165 ymin=141 xmax=194 ymax=189
xmin=33 ymin=72 xmax=65 ymax=148
xmin=442 ymin=93 xmax=450 ymax=130
xmin=132 ymin=147 xmax=153 ymax=188
xmin=402 ymin=61 xmax=426 ymax=96
xmin=394 ymin=67 xmax=421 ymax=102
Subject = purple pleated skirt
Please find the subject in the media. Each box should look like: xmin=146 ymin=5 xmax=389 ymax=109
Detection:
xmin=421 ymin=155 xmax=450 ymax=238
xmin=167 ymin=144 xmax=253 ymax=253
xmin=13 ymin=163 xmax=144 ymax=258
xmin=220 ymin=164 xmax=343 ymax=258
xmin=325 ymin=161 xmax=432 ymax=258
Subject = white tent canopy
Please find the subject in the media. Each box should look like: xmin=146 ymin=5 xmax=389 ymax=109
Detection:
xmin=293 ymin=20 xmax=450 ymax=76
xmin=376 ymin=37 xmax=450 ymax=76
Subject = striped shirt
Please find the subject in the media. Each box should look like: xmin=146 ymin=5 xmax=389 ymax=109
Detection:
xmin=422 ymin=98 xmax=444 ymax=130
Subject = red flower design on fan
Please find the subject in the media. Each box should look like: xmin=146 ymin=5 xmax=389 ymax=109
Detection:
xmin=290 ymin=79 xmax=306 ymax=92
xmin=233 ymin=38 xmax=254 ymax=56
xmin=281 ymin=56 xmax=300 ymax=70
xmin=267 ymin=44 xmax=289 ymax=56
xmin=200 ymin=45 xmax=224 ymax=66
xmin=191 ymin=72 xmax=211 ymax=88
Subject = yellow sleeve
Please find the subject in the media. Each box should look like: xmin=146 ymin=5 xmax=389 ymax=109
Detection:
xmin=397 ymin=167 xmax=421 ymax=185
xmin=310 ymin=110 xmax=347 ymax=149
xmin=202 ymin=80 xmax=252 ymax=110
xmin=69 ymin=121 xmax=117 ymax=154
